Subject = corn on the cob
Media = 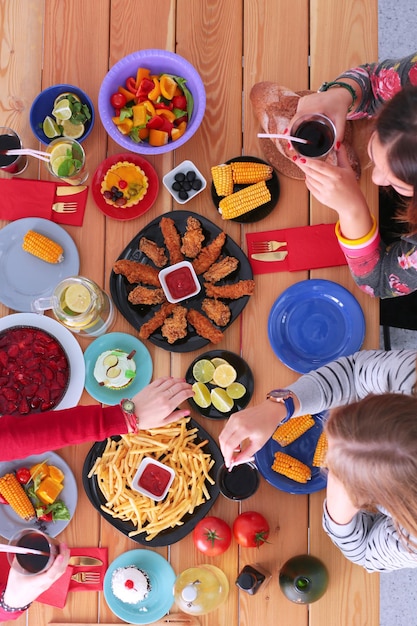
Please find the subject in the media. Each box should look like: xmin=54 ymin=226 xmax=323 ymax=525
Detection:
xmin=312 ymin=431 xmax=328 ymax=467
xmin=231 ymin=161 xmax=273 ymax=184
xmin=0 ymin=473 xmax=35 ymax=520
xmin=211 ymin=164 xmax=234 ymax=196
xmin=272 ymin=414 xmax=315 ymax=446
xmin=219 ymin=181 xmax=271 ymax=220
xmin=22 ymin=230 xmax=64 ymax=264
xmin=271 ymin=452 xmax=311 ymax=483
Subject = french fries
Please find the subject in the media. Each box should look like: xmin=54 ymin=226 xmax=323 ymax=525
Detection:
xmin=87 ymin=418 xmax=215 ymax=541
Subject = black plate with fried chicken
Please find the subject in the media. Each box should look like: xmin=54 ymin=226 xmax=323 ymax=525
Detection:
xmin=109 ymin=210 xmax=254 ymax=352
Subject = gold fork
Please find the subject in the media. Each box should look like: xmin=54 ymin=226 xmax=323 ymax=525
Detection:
xmin=52 ymin=202 xmax=78 ymax=213
xmin=251 ymin=240 xmax=287 ymax=253
xmin=70 ymin=571 xmax=101 ymax=583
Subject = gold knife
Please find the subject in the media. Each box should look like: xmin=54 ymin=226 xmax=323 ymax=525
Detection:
xmin=251 ymin=251 xmax=288 ymax=261
xmin=56 ymin=185 xmax=87 ymax=196
xmin=68 ymin=556 xmax=103 ymax=566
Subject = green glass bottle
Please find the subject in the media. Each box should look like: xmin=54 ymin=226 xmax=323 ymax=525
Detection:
xmin=279 ymin=554 xmax=329 ymax=604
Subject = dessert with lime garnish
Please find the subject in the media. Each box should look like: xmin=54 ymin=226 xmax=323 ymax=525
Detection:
xmin=93 ymin=349 xmax=136 ymax=390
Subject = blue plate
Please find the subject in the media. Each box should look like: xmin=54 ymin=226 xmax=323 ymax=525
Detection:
xmin=104 ymin=549 xmax=175 ymax=624
xmin=255 ymin=412 xmax=328 ymax=494
xmin=83 ymin=332 xmax=152 ymax=405
xmin=268 ymin=279 xmax=365 ymax=373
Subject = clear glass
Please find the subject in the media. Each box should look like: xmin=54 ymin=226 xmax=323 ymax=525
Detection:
xmin=32 ymin=275 xmax=115 ymax=337
xmin=0 ymin=127 xmax=28 ymax=175
xmin=45 ymin=137 xmax=88 ymax=185
xmin=7 ymin=529 xmax=58 ymax=576
xmin=289 ymin=114 xmax=336 ymax=159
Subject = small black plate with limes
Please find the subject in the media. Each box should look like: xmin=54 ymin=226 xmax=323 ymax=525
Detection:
xmin=185 ymin=349 xmax=254 ymax=420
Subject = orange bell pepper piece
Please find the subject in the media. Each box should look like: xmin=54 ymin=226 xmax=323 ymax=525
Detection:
xmin=138 ymin=127 xmax=150 ymax=140
xmin=149 ymin=128 xmax=169 ymax=147
xmin=171 ymin=120 xmax=187 ymax=141
xmin=155 ymin=109 xmax=176 ymax=122
xmin=135 ymin=67 xmax=151 ymax=89
xmin=118 ymin=86 xmax=136 ymax=103
xmin=159 ymin=75 xmax=177 ymax=100
xmin=112 ymin=116 xmax=133 ymax=135
xmin=148 ymin=77 xmax=161 ymax=102
xmin=132 ymin=103 xmax=148 ymax=127
xmin=142 ymin=100 xmax=156 ymax=117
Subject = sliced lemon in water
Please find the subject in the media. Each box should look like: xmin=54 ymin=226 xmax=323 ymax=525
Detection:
xmin=226 ymin=382 xmax=246 ymax=399
xmin=212 ymin=363 xmax=237 ymax=388
xmin=62 ymin=119 xmax=85 ymax=139
xmin=211 ymin=387 xmax=234 ymax=413
xmin=192 ymin=359 xmax=215 ymax=383
xmin=50 ymin=155 xmax=75 ymax=177
xmin=43 ymin=115 xmax=61 ymax=139
xmin=192 ymin=382 xmax=211 ymax=408
xmin=52 ymin=98 xmax=72 ymax=121
xmin=63 ymin=284 xmax=91 ymax=314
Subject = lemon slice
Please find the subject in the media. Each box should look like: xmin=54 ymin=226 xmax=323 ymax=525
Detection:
xmin=52 ymin=98 xmax=72 ymax=121
xmin=192 ymin=359 xmax=215 ymax=383
xmin=54 ymin=92 xmax=80 ymax=107
xmin=43 ymin=115 xmax=61 ymax=139
xmin=61 ymin=119 xmax=85 ymax=139
xmin=212 ymin=363 xmax=237 ymax=388
xmin=226 ymin=382 xmax=246 ymax=399
xmin=211 ymin=357 xmax=228 ymax=368
xmin=63 ymin=284 xmax=91 ymax=313
xmin=211 ymin=388 xmax=234 ymax=413
xmin=192 ymin=382 xmax=211 ymax=408
xmin=49 ymin=143 xmax=71 ymax=160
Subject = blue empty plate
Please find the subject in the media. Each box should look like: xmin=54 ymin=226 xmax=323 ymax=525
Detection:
xmin=268 ymin=279 xmax=365 ymax=373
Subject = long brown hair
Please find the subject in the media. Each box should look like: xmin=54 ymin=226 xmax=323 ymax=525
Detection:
xmin=375 ymin=85 xmax=417 ymax=233
xmin=325 ymin=393 xmax=417 ymax=549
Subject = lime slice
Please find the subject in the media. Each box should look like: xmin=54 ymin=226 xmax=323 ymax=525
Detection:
xmin=54 ymin=92 xmax=80 ymax=107
xmin=43 ymin=115 xmax=61 ymax=139
xmin=192 ymin=382 xmax=211 ymax=408
xmin=50 ymin=155 xmax=75 ymax=177
xmin=226 ymin=382 xmax=246 ymax=399
xmin=211 ymin=357 xmax=228 ymax=368
xmin=211 ymin=388 xmax=234 ymax=413
xmin=52 ymin=98 xmax=72 ymax=121
xmin=212 ymin=363 xmax=237 ymax=388
xmin=63 ymin=284 xmax=91 ymax=314
xmin=192 ymin=359 xmax=215 ymax=383
xmin=61 ymin=119 xmax=85 ymax=139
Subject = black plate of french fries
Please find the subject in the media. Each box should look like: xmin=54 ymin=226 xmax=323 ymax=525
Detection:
xmin=82 ymin=418 xmax=223 ymax=546
xmin=109 ymin=210 xmax=253 ymax=353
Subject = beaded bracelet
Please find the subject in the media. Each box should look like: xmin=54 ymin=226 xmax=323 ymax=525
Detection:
xmin=318 ymin=81 xmax=357 ymax=112
xmin=0 ymin=589 xmax=32 ymax=613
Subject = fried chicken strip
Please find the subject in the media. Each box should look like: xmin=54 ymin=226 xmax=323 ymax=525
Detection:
xmin=128 ymin=285 xmax=166 ymax=306
xmin=161 ymin=305 xmax=188 ymax=344
xmin=113 ymin=259 xmax=161 ymax=287
xmin=139 ymin=302 xmax=176 ymax=340
xmin=204 ymin=279 xmax=255 ymax=299
xmin=201 ymin=298 xmax=231 ymax=326
xmin=187 ymin=309 xmax=224 ymax=344
xmin=180 ymin=216 xmax=205 ymax=258
xmin=192 ymin=232 xmax=226 ymax=275
xmin=139 ymin=237 xmax=168 ymax=268
xmin=160 ymin=216 xmax=184 ymax=265
xmin=203 ymin=256 xmax=239 ymax=283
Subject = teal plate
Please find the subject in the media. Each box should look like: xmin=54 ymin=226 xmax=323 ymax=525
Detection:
xmin=83 ymin=332 xmax=152 ymax=405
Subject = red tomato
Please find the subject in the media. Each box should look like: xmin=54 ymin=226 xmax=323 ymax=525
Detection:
xmin=232 ymin=511 xmax=270 ymax=548
xmin=16 ymin=467 xmax=31 ymax=485
xmin=37 ymin=507 xmax=53 ymax=522
xmin=172 ymin=95 xmax=187 ymax=110
xmin=193 ymin=516 xmax=232 ymax=556
xmin=110 ymin=92 xmax=127 ymax=109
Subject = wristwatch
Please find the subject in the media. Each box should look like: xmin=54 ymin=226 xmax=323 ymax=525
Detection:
xmin=266 ymin=389 xmax=295 ymax=423
xmin=120 ymin=398 xmax=137 ymax=431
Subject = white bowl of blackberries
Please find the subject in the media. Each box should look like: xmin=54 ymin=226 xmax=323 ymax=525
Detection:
xmin=163 ymin=159 xmax=206 ymax=204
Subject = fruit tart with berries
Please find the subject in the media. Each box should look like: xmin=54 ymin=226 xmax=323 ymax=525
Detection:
xmin=101 ymin=161 xmax=149 ymax=208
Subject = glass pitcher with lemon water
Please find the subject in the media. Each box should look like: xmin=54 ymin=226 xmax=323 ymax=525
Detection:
xmin=32 ymin=276 xmax=114 ymax=337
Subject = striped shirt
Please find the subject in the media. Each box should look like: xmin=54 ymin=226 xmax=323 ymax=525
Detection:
xmin=288 ymin=349 xmax=417 ymax=571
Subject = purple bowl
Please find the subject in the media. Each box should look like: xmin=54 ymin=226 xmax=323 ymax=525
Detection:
xmin=30 ymin=83 xmax=95 ymax=145
xmin=98 ymin=49 xmax=206 ymax=155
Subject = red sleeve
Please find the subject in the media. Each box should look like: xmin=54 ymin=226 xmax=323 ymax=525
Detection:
xmin=0 ymin=404 xmax=128 ymax=461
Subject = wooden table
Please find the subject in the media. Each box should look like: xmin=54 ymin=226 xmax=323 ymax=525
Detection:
xmin=0 ymin=1 xmax=379 ymax=625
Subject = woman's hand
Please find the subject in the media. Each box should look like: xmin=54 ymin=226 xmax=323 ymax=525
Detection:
xmin=132 ymin=376 xmax=194 ymax=429
xmin=325 ymin=471 xmax=359 ymax=525
xmin=219 ymin=400 xmax=288 ymax=467
xmin=290 ymin=88 xmax=352 ymax=144
xmin=4 ymin=543 xmax=70 ymax=609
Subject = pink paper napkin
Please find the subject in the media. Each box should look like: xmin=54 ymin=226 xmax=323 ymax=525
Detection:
xmin=0 ymin=178 xmax=88 ymax=226
xmin=246 ymin=223 xmax=347 ymax=275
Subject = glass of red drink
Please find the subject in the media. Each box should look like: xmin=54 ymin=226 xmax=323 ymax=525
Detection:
xmin=0 ymin=127 xmax=28 ymax=175
xmin=7 ymin=529 xmax=58 ymax=575
xmin=289 ymin=114 xmax=336 ymax=159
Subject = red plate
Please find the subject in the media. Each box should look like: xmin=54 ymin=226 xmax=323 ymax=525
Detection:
xmin=91 ymin=153 xmax=159 ymax=220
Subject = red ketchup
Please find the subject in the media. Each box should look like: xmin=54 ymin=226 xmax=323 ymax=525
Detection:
xmin=165 ymin=266 xmax=196 ymax=300
xmin=138 ymin=462 xmax=171 ymax=497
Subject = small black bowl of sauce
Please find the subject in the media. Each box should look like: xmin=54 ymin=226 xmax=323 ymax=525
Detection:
xmin=217 ymin=462 xmax=260 ymax=501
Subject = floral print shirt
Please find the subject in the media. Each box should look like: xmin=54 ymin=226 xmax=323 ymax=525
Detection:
xmin=335 ymin=52 xmax=417 ymax=298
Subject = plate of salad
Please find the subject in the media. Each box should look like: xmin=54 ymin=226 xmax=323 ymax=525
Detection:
xmin=0 ymin=452 xmax=77 ymax=540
